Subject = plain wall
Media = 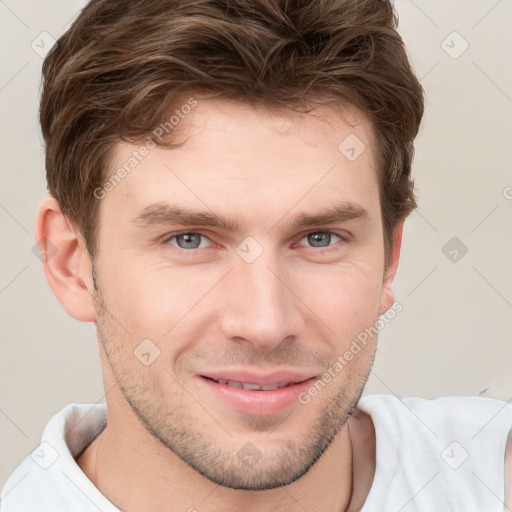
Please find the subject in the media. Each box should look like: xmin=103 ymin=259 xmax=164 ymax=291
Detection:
xmin=1 ymin=0 xmax=511 ymax=489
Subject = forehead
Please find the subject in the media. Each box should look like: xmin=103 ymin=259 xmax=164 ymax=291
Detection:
xmin=103 ymin=98 xmax=380 ymax=227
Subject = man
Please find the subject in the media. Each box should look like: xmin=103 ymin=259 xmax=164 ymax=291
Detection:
xmin=1 ymin=0 xmax=511 ymax=510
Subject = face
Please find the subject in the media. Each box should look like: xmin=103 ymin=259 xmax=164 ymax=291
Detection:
xmin=92 ymin=98 xmax=394 ymax=490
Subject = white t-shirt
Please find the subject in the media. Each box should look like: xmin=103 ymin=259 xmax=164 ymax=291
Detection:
xmin=2 ymin=395 xmax=511 ymax=511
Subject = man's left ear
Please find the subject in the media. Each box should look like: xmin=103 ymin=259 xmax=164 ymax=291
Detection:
xmin=378 ymin=220 xmax=404 ymax=316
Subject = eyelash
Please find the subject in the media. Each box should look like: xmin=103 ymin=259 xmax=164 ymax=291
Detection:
xmin=163 ymin=230 xmax=348 ymax=254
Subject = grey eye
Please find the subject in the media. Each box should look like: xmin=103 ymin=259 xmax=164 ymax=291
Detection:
xmin=307 ymin=232 xmax=333 ymax=248
xmin=172 ymin=232 xmax=204 ymax=249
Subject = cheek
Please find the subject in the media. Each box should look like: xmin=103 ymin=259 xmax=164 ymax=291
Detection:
xmin=99 ymin=259 xmax=218 ymax=349
xmin=297 ymin=262 xmax=384 ymax=343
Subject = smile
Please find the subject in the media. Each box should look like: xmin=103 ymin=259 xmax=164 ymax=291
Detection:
xmin=197 ymin=372 xmax=317 ymax=416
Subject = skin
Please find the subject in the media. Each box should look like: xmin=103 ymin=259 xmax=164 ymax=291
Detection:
xmin=36 ymin=97 xmax=403 ymax=512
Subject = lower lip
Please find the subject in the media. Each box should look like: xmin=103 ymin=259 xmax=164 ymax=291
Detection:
xmin=197 ymin=376 xmax=316 ymax=416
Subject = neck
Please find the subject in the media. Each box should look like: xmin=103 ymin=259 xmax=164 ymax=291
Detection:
xmin=76 ymin=405 xmax=358 ymax=512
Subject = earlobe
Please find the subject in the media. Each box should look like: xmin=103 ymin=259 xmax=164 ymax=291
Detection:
xmin=378 ymin=221 xmax=404 ymax=316
xmin=34 ymin=197 xmax=97 ymax=322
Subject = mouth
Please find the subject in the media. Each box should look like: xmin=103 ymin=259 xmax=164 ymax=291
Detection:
xmin=196 ymin=371 xmax=317 ymax=416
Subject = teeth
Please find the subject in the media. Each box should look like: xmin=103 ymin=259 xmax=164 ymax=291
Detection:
xmin=242 ymin=382 xmax=264 ymax=390
xmin=212 ymin=378 xmax=292 ymax=390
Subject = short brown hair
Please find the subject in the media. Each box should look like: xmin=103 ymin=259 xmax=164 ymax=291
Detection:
xmin=40 ymin=0 xmax=424 ymax=264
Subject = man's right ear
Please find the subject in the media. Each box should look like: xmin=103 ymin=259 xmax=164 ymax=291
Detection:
xmin=34 ymin=197 xmax=97 ymax=322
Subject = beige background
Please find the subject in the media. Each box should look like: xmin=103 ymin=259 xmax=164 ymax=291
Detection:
xmin=1 ymin=0 xmax=511 ymax=489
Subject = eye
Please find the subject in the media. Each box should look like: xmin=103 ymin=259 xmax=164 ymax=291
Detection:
xmin=299 ymin=231 xmax=344 ymax=248
xmin=165 ymin=232 xmax=212 ymax=250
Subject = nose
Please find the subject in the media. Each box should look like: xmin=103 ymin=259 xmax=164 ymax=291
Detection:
xmin=219 ymin=251 xmax=305 ymax=351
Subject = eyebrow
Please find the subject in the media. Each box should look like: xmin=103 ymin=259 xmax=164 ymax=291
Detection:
xmin=131 ymin=201 xmax=370 ymax=232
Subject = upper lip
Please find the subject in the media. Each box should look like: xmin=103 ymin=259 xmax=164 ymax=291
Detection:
xmin=198 ymin=370 xmax=316 ymax=386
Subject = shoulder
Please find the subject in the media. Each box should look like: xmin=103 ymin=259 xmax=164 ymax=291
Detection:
xmin=1 ymin=403 xmax=108 ymax=511
xmin=356 ymin=395 xmax=512 ymax=510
